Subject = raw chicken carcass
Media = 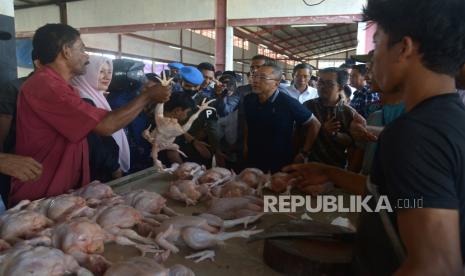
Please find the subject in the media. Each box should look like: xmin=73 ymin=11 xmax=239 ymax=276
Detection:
xmin=123 ymin=189 xmax=178 ymax=217
xmin=27 ymin=218 xmax=162 ymax=275
xmin=154 ymin=214 xmax=262 ymax=262
xmin=166 ymin=180 xmax=210 ymax=206
xmin=104 ymin=256 xmax=195 ymax=276
xmin=197 ymin=167 xmax=234 ymax=185
xmin=91 ymin=204 xmax=161 ymax=246
xmin=72 ymin=181 xmax=117 ymax=206
xmin=237 ymin=168 xmax=268 ymax=188
xmin=0 ymin=245 xmax=92 ymax=276
xmin=26 ymin=194 xmax=93 ymax=222
xmin=0 ymin=210 xmax=52 ymax=243
xmin=259 ymin=172 xmax=293 ymax=195
xmin=207 ymin=196 xmax=263 ymax=220
xmin=173 ymin=162 xmax=205 ymax=180
xmin=211 ymin=180 xmax=256 ymax=198
xmin=143 ymin=93 xmax=216 ymax=169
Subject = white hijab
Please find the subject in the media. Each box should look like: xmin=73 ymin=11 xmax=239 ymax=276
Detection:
xmin=71 ymin=55 xmax=131 ymax=172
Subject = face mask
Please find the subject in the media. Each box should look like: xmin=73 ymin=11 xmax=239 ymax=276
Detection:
xmin=383 ymin=103 xmax=405 ymax=125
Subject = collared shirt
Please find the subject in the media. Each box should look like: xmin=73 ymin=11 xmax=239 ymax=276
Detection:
xmin=11 ymin=66 xmax=108 ymax=205
xmin=304 ymin=97 xmax=355 ymax=168
xmin=244 ymin=89 xmax=313 ymax=172
xmin=283 ymin=84 xmax=318 ymax=104
xmin=350 ymin=86 xmax=381 ymax=118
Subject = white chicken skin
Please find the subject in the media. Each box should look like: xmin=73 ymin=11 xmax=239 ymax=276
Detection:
xmin=143 ymin=98 xmax=216 ymax=170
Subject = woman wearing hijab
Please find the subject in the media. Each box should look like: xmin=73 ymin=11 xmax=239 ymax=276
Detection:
xmin=71 ymin=55 xmax=131 ymax=180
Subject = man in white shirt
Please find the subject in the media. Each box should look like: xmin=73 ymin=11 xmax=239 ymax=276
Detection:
xmin=284 ymin=63 xmax=318 ymax=104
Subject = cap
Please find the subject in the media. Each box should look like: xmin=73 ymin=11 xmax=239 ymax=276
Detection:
xmin=0 ymin=30 xmax=12 ymax=40
xmin=168 ymin=62 xmax=184 ymax=70
xmin=180 ymin=66 xmax=204 ymax=86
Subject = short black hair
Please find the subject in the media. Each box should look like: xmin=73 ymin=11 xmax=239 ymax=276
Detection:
xmin=197 ymin=62 xmax=215 ymax=72
xmin=262 ymin=63 xmax=282 ymax=80
xmin=363 ymin=0 xmax=465 ymax=76
xmin=343 ymin=85 xmax=352 ymax=99
xmin=220 ymin=71 xmax=237 ymax=82
xmin=292 ymin=63 xmax=313 ymax=76
xmin=319 ymin=67 xmax=346 ymax=88
xmin=33 ymin=23 xmax=81 ymax=65
xmin=339 ymin=69 xmax=349 ymax=85
xmin=351 ymin=64 xmax=367 ymax=76
xmin=31 ymin=48 xmax=38 ymax=61
xmin=165 ymin=92 xmax=195 ymax=112
xmin=252 ymin=54 xmax=275 ymax=65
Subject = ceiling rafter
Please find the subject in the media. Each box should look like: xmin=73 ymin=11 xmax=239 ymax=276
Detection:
xmin=274 ymin=25 xmax=342 ymax=45
xmin=299 ymin=37 xmax=356 ymax=56
xmin=234 ymin=28 xmax=302 ymax=62
xmin=302 ymin=44 xmax=357 ymax=59
xmin=292 ymin=30 xmax=357 ymax=55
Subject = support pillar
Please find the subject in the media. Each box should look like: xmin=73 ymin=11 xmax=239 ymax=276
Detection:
xmin=117 ymin=34 xmax=122 ymax=58
xmin=58 ymin=1 xmax=67 ymax=24
xmin=224 ymin=26 xmax=233 ymax=70
xmin=356 ymin=22 xmax=376 ymax=54
xmin=180 ymin=30 xmax=184 ymax=63
xmin=215 ymin=0 xmax=230 ymax=72
xmin=0 ymin=0 xmax=17 ymax=83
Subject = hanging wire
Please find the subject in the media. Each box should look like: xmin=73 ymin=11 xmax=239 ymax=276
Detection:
xmin=302 ymin=0 xmax=328 ymax=6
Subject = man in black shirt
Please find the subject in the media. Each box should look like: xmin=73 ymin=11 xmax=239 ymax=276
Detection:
xmin=284 ymin=0 xmax=465 ymax=274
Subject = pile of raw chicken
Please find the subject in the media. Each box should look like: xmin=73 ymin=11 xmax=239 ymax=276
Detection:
xmin=0 ymin=161 xmax=318 ymax=276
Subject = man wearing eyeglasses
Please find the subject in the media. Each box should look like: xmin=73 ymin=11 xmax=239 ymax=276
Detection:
xmin=303 ymin=67 xmax=356 ymax=169
xmin=243 ymin=64 xmax=320 ymax=173
xmin=283 ymin=63 xmax=318 ymax=104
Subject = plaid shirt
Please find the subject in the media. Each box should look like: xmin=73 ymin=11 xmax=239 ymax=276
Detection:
xmin=350 ymin=86 xmax=381 ymax=118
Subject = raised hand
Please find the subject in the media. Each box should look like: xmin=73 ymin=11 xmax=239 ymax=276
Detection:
xmin=323 ymin=116 xmax=341 ymax=135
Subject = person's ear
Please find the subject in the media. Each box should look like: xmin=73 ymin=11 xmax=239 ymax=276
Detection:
xmin=61 ymin=43 xmax=73 ymax=60
xmin=398 ymin=36 xmax=417 ymax=62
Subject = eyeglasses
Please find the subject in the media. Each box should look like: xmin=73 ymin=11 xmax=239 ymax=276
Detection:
xmin=252 ymin=74 xmax=279 ymax=81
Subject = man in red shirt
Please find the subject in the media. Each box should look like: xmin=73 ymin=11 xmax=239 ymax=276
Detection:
xmin=10 ymin=24 xmax=170 ymax=205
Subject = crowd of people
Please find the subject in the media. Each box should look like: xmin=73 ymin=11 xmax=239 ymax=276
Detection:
xmin=0 ymin=0 xmax=465 ymax=274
